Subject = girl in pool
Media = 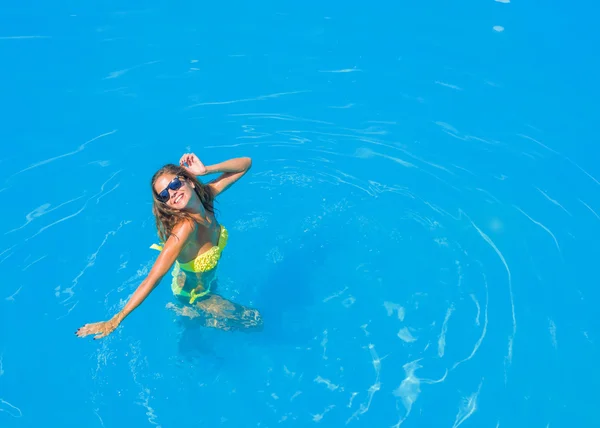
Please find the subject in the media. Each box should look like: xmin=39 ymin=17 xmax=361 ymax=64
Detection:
xmin=76 ymin=153 xmax=262 ymax=339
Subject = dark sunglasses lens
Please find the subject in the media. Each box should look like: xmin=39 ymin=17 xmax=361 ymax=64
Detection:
xmin=157 ymin=177 xmax=183 ymax=202
xmin=169 ymin=177 xmax=183 ymax=191
xmin=158 ymin=190 xmax=170 ymax=202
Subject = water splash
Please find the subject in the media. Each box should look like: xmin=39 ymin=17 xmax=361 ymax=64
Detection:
xmin=452 ymin=380 xmax=484 ymax=428
xmin=384 ymin=301 xmax=405 ymax=320
xmin=346 ymin=344 xmax=382 ymax=424
xmin=314 ymin=376 xmax=339 ymax=391
xmin=392 ymin=360 xmax=447 ymax=427
xmin=438 ymin=305 xmax=455 ymax=357
xmin=398 ymin=327 xmax=417 ymax=343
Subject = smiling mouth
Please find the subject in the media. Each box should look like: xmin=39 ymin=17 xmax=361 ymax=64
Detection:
xmin=174 ymin=193 xmax=184 ymax=204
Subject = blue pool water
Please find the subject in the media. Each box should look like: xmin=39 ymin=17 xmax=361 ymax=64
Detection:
xmin=1 ymin=1 xmax=599 ymax=426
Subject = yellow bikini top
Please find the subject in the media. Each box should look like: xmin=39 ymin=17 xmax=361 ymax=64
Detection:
xmin=150 ymin=225 xmax=228 ymax=273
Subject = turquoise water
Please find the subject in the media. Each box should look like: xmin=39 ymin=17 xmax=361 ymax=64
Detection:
xmin=1 ymin=1 xmax=599 ymax=426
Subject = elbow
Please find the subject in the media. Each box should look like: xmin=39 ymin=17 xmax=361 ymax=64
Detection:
xmin=245 ymin=157 xmax=252 ymax=171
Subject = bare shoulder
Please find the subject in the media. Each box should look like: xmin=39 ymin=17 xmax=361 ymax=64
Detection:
xmin=170 ymin=219 xmax=196 ymax=245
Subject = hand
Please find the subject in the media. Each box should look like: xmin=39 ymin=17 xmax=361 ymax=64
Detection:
xmin=179 ymin=153 xmax=207 ymax=176
xmin=76 ymin=317 xmax=120 ymax=340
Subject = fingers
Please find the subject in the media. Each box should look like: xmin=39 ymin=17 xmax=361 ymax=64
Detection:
xmin=75 ymin=324 xmax=96 ymax=338
xmin=75 ymin=322 xmax=106 ymax=339
xmin=180 ymin=153 xmax=191 ymax=166
xmin=179 ymin=154 xmax=188 ymax=166
xmin=179 ymin=153 xmax=199 ymax=167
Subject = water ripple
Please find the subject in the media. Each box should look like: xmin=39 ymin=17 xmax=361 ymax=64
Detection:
xmin=462 ymin=212 xmax=516 ymax=376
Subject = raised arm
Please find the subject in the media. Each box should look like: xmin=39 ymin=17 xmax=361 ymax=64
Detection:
xmin=180 ymin=153 xmax=252 ymax=197
xmin=76 ymin=221 xmax=194 ymax=339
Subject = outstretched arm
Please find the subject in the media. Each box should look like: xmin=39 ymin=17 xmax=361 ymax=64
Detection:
xmin=76 ymin=221 xmax=194 ymax=339
xmin=180 ymin=153 xmax=252 ymax=197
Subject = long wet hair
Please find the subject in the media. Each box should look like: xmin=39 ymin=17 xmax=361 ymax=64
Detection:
xmin=151 ymin=164 xmax=215 ymax=242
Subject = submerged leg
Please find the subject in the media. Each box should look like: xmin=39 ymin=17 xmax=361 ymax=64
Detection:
xmin=195 ymin=294 xmax=263 ymax=331
xmin=167 ymin=295 xmax=263 ymax=332
xmin=167 ymin=269 xmax=262 ymax=331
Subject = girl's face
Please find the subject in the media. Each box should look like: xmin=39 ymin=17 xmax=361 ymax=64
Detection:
xmin=153 ymin=173 xmax=196 ymax=210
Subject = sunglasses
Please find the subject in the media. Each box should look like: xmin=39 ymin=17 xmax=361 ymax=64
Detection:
xmin=156 ymin=176 xmax=184 ymax=203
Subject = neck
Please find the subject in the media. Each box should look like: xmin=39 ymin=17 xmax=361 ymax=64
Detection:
xmin=185 ymin=197 xmax=205 ymax=214
xmin=184 ymin=196 xmax=212 ymax=224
